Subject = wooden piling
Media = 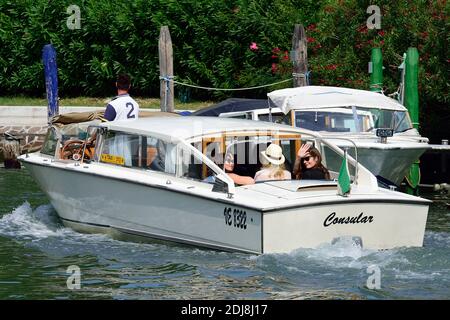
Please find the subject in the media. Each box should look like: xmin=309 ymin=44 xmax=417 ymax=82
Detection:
xmin=159 ymin=26 xmax=174 ymax=112
xmin=291 ymin=24 xmax=309 ymax=87
xmin=2 ymin=139 xmax=21 ymax=169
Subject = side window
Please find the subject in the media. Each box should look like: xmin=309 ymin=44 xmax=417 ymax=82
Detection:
xmin=41 ymin=127 xmax=58 ymax=156
xmin=178 ymin=144 xmax=220 ymax=184
xmin=145 ymin=136 xmax=177 ymax=175
xmin=100 ymin=131 xmax=139 ymax=167
xmin=259 ymin=113 xmax=290 ymax=125
xmin=320 ymin=144 xmax=356 ymax=180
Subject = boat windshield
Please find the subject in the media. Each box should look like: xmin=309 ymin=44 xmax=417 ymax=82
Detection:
xmin=367 ymin=109 xmax=413 ymax=133
xmin=294 ymin=107 xmax=413 ymax=133
xmin=294 ymin=108 xmax=373 ymax=133
xmin=258 ymin=112 xmax=291 ymax=125
xmin=40 ymin=120 xmax=101 ymax=159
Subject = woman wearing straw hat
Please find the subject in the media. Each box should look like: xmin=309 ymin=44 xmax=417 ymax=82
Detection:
xmin=254 ymin=143 xmax=291 ymax=182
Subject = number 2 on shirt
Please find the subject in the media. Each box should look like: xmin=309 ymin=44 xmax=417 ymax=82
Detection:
xmin=126 ymin=102 xmax=135 ymax=119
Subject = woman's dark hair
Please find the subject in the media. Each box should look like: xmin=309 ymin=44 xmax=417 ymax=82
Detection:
xmin=295 ymin=147 xmax=330 ymax=180
xmin=116 ymin=74 xmax=131 ymax=90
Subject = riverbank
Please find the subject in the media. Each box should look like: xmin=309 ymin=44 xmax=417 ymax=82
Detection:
xmin=0 ymin=96 xmax=212 ymax=110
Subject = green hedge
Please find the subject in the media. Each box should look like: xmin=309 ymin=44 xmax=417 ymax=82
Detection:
xmin=0 ymin=0 xmax=448 ymax=139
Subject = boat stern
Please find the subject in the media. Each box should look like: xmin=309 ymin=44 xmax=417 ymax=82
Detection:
xmin=260 ymin=195 xmax=430 ymax=254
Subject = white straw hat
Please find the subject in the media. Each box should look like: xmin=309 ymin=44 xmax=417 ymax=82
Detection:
xmin=261 ymin=143 xmax=285 ymax=165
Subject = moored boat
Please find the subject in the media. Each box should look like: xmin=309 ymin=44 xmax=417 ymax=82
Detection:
xmin=197 ymin=86 xmax=431 ymax=186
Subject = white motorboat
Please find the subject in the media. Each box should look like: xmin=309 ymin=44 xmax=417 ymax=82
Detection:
xmin=214 ymin=86 xmax=430 ymax=186
xmin=19 ymin=116 xmax=430 ymax=254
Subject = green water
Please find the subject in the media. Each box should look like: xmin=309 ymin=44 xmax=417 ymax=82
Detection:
xmin=0 ymin=168 xmax=449 ymax=299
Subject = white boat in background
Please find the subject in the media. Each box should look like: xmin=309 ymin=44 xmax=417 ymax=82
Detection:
xmin=19 ymin=116 xmax=430 ymax=254
xmin=214 ymin=86 xmax=430 ymax=186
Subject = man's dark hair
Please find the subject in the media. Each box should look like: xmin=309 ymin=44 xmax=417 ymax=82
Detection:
xmin=116 ymin=74 xmax=131 ymax=91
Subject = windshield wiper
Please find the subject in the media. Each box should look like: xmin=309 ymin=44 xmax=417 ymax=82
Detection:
xmin=396 ymin=127 xmax=414 ymax=133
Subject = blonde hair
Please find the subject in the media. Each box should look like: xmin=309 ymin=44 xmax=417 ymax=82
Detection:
xmin=262 ymin=163 xmax=286 ymax=179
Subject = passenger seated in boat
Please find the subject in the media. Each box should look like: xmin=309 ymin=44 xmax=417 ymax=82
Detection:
xmin=254 ymin=143 xmax=291 ymax=182
xmin=293 ymin=144 xmax=330 ymax=180
xmin=202 ymin=153 xmax=255 ymax=185
xmin=223 ymin=153 xmax=255 ymax=185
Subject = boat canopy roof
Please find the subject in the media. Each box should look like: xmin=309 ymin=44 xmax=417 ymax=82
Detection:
xmin=267 ymin=86 xmax=407 ymax=113
xmin=192 ymin=98 xmax=268 ymax=117
xmin=98 ymin=116 xmax=314 ymax=141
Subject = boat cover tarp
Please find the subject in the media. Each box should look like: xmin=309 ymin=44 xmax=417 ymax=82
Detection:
xmin=51 ymin=110 xmax=179 ymax=125
xmin=192 ymin=98 xmax=268 ymax=117
xmin=51 ymin=111 xmax=106 ymax=124
xmin=267 ymin=86 xmax=407 ymax=114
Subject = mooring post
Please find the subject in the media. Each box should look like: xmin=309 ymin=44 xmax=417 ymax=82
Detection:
xmin=159 ymin=26 xmax=174 ymax=112
xmin=291 ymin=24 xmax=309 ymax=87
xmin=2 ymin=133 xmax=21 ymax=169
xmin=404 ymin=48 xmax=420 ymax=195
xmin=369 ymin=48 xmax=383 ymax=93
xmin=42 ymin=44 xmax=59 ymax=125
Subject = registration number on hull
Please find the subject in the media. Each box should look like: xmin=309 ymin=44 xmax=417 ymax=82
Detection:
xmin=223 ymin=207 xmax=247 ymax=230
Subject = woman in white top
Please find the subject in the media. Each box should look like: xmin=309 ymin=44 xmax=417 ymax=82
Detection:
xmin=254 ymin=143 xmax=291 ymax=182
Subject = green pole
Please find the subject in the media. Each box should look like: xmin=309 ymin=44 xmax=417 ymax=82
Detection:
xmin=404 ymin=48 xmax=419 ymax=129
xmin=370 ymin=48 xmax=383 ymax=92
xmin=404 ymin=47 xmax=420 ymax=195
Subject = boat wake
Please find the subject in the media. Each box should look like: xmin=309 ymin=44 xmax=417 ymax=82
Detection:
xmin=0 ymin=203 xmax=448 ymax=299
xmin=0 ymin=201 xmax=65 ymax=239
xmin=0 ymin=202 xmax=132 ymax=257
xmin=0 ymin=202 xmax=214 ymax=263
xmin=251 ymin=230 xmax=450 ymax=299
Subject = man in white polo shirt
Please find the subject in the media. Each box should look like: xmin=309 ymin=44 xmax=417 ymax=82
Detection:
xmin=104 ymin=74 xmax=139 ymax=121
xmin=104 ymin=74 xmax=140 ymax=166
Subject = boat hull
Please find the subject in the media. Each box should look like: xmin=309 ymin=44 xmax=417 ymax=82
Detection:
xmin=23 ymin=160 xmax=429 ymax=254
xmin=324 ymin=141 xmax=428 ymax=186
xmin=355 ymin=146 xmax=427 ymax=185
xmin=263 ymin=201 xmax=428 ymax=253
xmin=24 ymin=161 xmax=263 ymax=253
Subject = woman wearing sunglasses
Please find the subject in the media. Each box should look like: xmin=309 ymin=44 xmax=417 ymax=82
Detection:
xmin=293 ymin=144 xmax=330 ymax=180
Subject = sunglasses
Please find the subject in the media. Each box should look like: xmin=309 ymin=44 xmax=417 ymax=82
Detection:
xmin=303 ymin=156 xmax=312 ymax=161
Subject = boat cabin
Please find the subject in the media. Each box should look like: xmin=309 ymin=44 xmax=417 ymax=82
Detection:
xmin=215 ymin=86 xmax=415 ymax=135
xmin=39 ymin=117 xmax=364 ymax=194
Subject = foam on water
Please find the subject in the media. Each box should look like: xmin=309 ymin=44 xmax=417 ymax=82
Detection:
xmin=0 ymin=202 xmax=144 ymax=257
xmin=251 ymin=230 xmax=450 ymax=299
xmin=0 ymin=201 xmax=65 ymax=239
xmin=0 ymin=202 xmax=237 ymax=267
xmin=1 ymin=200 xmax=449 ymax=299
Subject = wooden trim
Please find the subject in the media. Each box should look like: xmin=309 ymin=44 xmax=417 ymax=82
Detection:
xmin=202 ymin=136 xmax=225 ymax=178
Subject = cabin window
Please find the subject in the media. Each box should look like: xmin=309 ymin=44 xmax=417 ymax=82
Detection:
xmin=369 ymin=109 xmax=412 ymax=133
xmin=295 ymin=110 xmax=372 ymax=133
xmin=98 ymin=131 xmax=180 ymax=174
xmin=320 ymin=144 xmax=356 ymax=181
xmin=40 ymin=128 xmax=58 ymax=156
xmin=230 ymin=114 xmax=247 ymax=119
xmin=258 ymin=113 xmax=290 ymax=125
xmin=178 ymin=147 xmax=204 ymax=181
xmin=100 ymin=131 xmax=140 ymax=167
xmin=144 ymin=136 xmax=177 ymax=175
